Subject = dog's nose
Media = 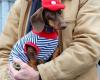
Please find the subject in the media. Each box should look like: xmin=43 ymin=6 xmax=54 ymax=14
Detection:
xmin=61 ymin=27 xmax=66 ymax=30
xmin=60 ymin=22 xmax=67 ymax=30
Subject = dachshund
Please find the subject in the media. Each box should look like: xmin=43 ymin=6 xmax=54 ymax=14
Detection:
xmin=25 ymin=8 xmax=67 ymax=70
xmin=13 ymin=8 xmax=66 ymax=71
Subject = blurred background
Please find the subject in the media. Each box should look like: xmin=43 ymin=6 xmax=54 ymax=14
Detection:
xmin=0 ymin=0 xmax=15 ymax=33
xmin=0 ymin=0 xmax=100 ymax=79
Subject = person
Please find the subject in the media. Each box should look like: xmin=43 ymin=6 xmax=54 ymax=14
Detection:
xmin=0 ymin=0 xmax=100 ymax=80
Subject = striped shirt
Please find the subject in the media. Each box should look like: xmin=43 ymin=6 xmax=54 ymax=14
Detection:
xmin=9 ymin=30 xmax=58 ymax=63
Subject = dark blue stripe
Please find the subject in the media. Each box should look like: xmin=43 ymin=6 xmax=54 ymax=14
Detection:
xmin=9 ymin=31 xmax=58 ymax=62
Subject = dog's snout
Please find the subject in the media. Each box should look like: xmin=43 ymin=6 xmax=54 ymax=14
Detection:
xmin=61 ymin=26 xmax=66 ymax=30
xmin=60 ymin=22 xmax=67 ymax=30
xmin=43 ymin=9 xmax=67 ymax=30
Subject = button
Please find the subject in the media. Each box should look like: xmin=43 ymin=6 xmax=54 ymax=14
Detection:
xmin=51 ymin=1 xmax=56 ymax=5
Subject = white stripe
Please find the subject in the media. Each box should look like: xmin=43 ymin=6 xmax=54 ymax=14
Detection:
xmin=9 ymin=31 xmax=58 ymax=63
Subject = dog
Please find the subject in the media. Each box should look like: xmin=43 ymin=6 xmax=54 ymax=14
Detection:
xmin=26 ymin=7 xmax=67 ymax=70
xmin=10 ymin=0 xmax=67 ymax=71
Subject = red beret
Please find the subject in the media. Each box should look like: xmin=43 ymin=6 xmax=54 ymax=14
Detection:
xmin=42 ymin=0 xmax=65 ymax=11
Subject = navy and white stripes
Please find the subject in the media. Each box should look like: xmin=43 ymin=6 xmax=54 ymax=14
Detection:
xmin=9 ymin=31 xmax=58 ymax=63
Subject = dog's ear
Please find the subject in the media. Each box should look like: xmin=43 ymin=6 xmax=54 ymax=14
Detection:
xmin=30 ymin=7 xmax=45 ymax=33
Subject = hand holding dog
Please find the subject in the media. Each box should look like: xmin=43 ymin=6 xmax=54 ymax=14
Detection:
xmin=8 ymin=59 xmax=39 ymax=80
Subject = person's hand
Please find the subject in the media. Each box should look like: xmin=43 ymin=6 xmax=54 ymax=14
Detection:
xmin=8 ymin=59 xmax=39 ymax=80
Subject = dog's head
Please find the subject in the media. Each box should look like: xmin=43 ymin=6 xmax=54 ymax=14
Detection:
xmin=42 ymin=9 xmax=66 ymax=30
xmin=31 ymin=7 xmax=67 ymax=33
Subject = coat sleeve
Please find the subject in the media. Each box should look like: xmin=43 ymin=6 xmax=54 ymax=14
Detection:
xmin=0 ymin=0 xmax=21 ymax=79
xmin=37 ymin=0 xmax=100 ymax=80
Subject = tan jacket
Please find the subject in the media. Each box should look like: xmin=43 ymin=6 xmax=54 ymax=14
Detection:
xmin=0 ymin=0 xmax=100 ymax=80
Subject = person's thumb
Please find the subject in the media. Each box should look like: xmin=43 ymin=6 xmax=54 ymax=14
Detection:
xmin=13 ymin=58 xmax=27 ymax=69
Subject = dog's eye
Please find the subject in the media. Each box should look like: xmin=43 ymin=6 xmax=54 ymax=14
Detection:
xmin=57 ymin=10 xmax=62 ymax=14
xmin=45 ymin=12 xmax=56 ymax=20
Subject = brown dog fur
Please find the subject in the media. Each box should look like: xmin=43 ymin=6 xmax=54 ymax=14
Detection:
xmin=27 ymin=8 xmax=67 ymax=70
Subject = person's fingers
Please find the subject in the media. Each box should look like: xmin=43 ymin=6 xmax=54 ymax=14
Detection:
xmin=13 ymin=58 xmax=28 ymax=69
xmin=8 ymin=64 xmax=16 ymax=80
xmin=8 ymin=71 xmax=16 ymax=80
xmin=8 ymin=65 xmax=19 ymax=80
xmin=9 ymin=63 xmax=23 ymax=80
xmin=9 ymin=63 xmax=19 ymax=75
xmin=13 ymin=58 xmax=23 ymax=65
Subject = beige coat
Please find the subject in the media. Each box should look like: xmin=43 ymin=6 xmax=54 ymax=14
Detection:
xmin=0 ymin=0 xmax=100 ymax=80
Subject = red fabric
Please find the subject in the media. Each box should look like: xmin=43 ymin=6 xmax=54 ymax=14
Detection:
xmin=32 ymin=28 xmax=58 ymax=39
xmin=24 ymin=42 xmax=40 ymax=54
xmin=42 ymin=0 xmax=65 ymax=11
